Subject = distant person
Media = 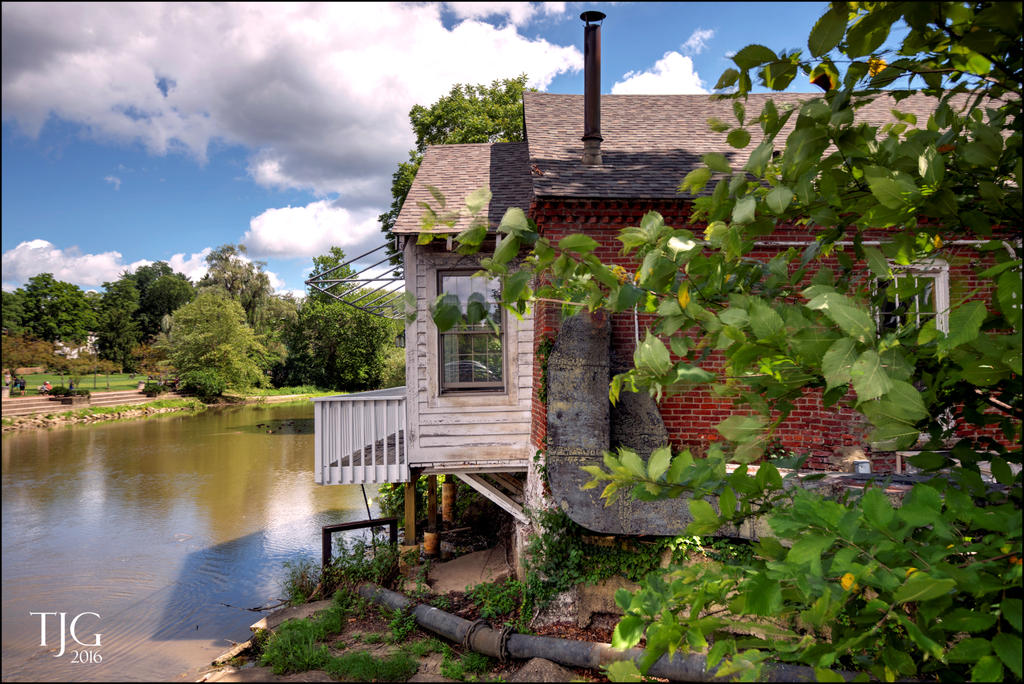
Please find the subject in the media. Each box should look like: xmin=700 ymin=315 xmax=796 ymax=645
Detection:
xmin=19 ymin=378 xmax=26 ymax=394
xmin=42 ymin=381 xmax=53 ymax=394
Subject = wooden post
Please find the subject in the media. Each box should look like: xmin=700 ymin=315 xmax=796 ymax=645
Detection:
xmin=427 ymin=475 xmax=438 ymax=531
xmin=442 ymin=480 xmax=456 ymax=523
xmin=404 ymin=478 xmax=417 ymax=544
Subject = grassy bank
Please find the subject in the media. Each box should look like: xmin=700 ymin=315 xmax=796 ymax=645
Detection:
xmin=7 ymin=372 xmax=143 ymax=395
xmin=2 ymin=398 xmax=206 ymax=429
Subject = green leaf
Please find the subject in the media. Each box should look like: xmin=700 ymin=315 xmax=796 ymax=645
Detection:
xmin=647 ymin=445 xmax=672 ymax=481
xmin=939 ymin=301 xmax=988 ymax=353
xmin=993 ymin=633 xmax=1022 ymax=678
xmin=498 ymin=206 xmax=529 ymax=234
xmin=733 ymin=44 xmax=778 ymax=70
xmin=492 ymin=234 xmax=520 ymax=264
xmin=713 ymin=69 xmax=740 ymax=91
xmin=786 ymin=535 xmax=834 ymax=574
xmin=558 ymin=234 xmax=598 ymax=254
xmin=822 ymin=337 xmax=857 ymax=390
xmin=635 ymin=332 xmax=672 ymax=376
xmin=863 ymin=246 xmax=891 ymax=279
xmin=680 ymin=167 xmax=713 ymax=194
xmin=605 ymin=659 xmax=642 ymax=682
xmin=687 ymin=499 xmax=721 ymax=535
xmin=971 ymin=656 xmax=1003 ymax=683
xmin=703 ymin=152 xmax=732 ymax=173
xmin=810 ymin=294 xmax=876 ymax=343
xmin=464 ymin=186 xmax=491 ymax=214
xmin=844 ymin=9 xmax=891 ymax=58
xmin=808 ymin=5 xmax=847 ymax=56
xmin=503 ymin=270 xmax=532 ymax=303
xmin=861 ymin=487 xmax=894 ymax=529
xmin=744 ymin=142 xmax=774 ymax=176
xmin=1002 ymin=598 xmax=1022 ymax=632
xmin=727 ymin=129 xmax=751 ymax=149
xmin=764 ymin=184 xmax=793 ymax=215
xmin=749 ymin=301 xmax=783 ymax=339
xmin=894 ymin=571 xmax=956 ymax=604
xmin=997 ymin=270 xmax=1022 ymax=330
xmin=947 ymin=638 xmax=992 ymax=662
xmin=744 ymin=572 xmax=783 ymax=616
xmin=611 ymin=616 xmax=645 ymax=651
xmin=864 ymin=169 xmax=921 ymax=209
xmin=732 ymin=196 xmax=756 ymax=225
xmin=940 ymin=609 xmax=997 ymax=632
xmin=850 ymin=350 xmax=893 ymax=403
xmin=716 ymin=414 xmax=766 ymax=443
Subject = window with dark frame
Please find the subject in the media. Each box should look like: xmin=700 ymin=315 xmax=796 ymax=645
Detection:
xmin=438 ymin=272 xmax=504 ymax=392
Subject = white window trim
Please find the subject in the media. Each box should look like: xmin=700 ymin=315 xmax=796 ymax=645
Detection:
xmin=877 ymin=258 xmax=950 ymax=334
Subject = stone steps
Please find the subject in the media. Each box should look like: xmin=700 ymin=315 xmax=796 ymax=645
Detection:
xmin=2 ymin=390 xmax=190 ymax=417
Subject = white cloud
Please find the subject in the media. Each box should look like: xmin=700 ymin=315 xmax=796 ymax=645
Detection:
xmin=104 ymin=175 xmax=121 ymax=190
xmin=243 ymin=200 xmax=381 ymax=261
xmin=2 ymin=3 xmax=582 ymax=204
xmin=445 ymin=2 xmax=566 ymax=26
xmin=1 ymin=239 xmax=151 ymax=289
xmin=681 ymin=28 xmax=714 ymax=55
xmin=612 ymin=52 xmax=709 ymax=94
xmin=167 ymin=248 xmax=211 ymax=282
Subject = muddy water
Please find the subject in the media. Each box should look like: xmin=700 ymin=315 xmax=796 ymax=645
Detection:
xmin=1 ymin=403 xmax=378 ymax=681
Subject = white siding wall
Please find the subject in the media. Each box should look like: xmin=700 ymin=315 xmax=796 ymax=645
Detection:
xmin=404 ymin=240 xmax=534 ymax=469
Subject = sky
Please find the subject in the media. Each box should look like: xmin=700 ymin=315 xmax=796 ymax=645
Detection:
xmin=1 ymin=1 xmax=830 ymax=297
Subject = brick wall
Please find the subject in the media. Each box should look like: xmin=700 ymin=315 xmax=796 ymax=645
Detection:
xmin=528 ymin=198 xmax=1015 ymax=473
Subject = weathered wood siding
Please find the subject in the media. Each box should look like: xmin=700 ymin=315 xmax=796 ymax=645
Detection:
xmin=404 ymin=241 xmax=533 ymax=469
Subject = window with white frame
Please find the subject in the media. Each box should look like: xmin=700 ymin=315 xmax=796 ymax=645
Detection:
xmin=438 ymin=272 xmax=504 ymax=392
xmin=877 ymin=260 xmax=950 ymax=334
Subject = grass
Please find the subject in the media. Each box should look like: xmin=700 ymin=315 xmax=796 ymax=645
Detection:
xmin=258 ymin=588 xmax=422 ymax=681
xmin=440 ymin=645 xmax=492 ymax=681
xmin=234 ymin=385 xmax=327 ymax=397
xmin=1 ymin=398 xmax=206 ymax=427
xmin=8 ymin=372 xmax=143 ymax=396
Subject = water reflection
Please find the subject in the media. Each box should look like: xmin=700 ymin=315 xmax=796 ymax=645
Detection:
xmin=2 ymin=403 xmax=376 ymax=682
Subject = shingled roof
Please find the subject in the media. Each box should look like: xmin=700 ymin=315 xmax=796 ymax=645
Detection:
xmin=394 ymin=91 xmax=947 ymax=232
xmin=523 ymin=91 xmax=946 ymax=199
xmin=392 ymin=142 xmax=532 ymax=234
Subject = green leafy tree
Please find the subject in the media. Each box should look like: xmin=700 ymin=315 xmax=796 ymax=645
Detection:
xmin=20 ymin=273 xmax=96 ymax=343
xmin=96 ymin=277 xmax=142 ymax=371
xmin=165 ymin=290 xmax=267 ymax=391
xmin=138 ymin=272 xmax=194 ymax=339
xmin=2 ymin=290 xmax=27 ymax=336
xmin=282 ymin=248 xmax=396 ymax=391
xmin=2 ymin=334 xmax=55 ymax=373
xmin=197 ymin=244 xmax=272 ymax=330
xmin=380 ymin=75 xmax=530 ymax=272
xmin=431 ymin=3 xmax=1022 ymax=681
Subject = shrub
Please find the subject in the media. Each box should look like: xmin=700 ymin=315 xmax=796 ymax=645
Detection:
xmin=142 ymin=381 xmax=165 ymax=397
xmin=180 ymin=369 xmax=227 ymax=400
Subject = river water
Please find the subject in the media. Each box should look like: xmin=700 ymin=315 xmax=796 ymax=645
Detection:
xmin=1 ymin=402 xmax=378 ymax=682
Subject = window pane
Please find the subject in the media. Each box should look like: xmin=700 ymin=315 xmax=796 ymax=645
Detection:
xmin=439 ymin=273 xmax=503 ymax=390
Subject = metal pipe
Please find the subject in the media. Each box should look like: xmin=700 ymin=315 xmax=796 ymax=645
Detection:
xmin=356 ymin=583 xmax=847 ymax=681
xmin=580 ymin=10 xmax=605 ymax=165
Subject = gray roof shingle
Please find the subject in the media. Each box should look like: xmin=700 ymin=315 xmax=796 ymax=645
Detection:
xmin=392 ymin=142 xmax=533 ymax=234
xmin=394 ymin=91 xmax=949 ymax=232
xmin=523 ymin=91 xmax=947 ymax=198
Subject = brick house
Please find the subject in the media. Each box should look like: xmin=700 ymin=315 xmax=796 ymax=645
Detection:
xmin=312 ymin=19 xmax=1014 ymax=550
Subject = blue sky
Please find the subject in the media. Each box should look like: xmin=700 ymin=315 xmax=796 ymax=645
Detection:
xmin=1 ymin=2 xmax=829 ymax=296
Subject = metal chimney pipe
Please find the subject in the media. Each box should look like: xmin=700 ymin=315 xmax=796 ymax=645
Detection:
xmin=580 ymin=10 xmax=605 ymax=166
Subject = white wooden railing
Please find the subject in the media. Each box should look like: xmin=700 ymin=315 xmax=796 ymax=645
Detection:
xmin=313 ymin=387 xmax=408 ymax=485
